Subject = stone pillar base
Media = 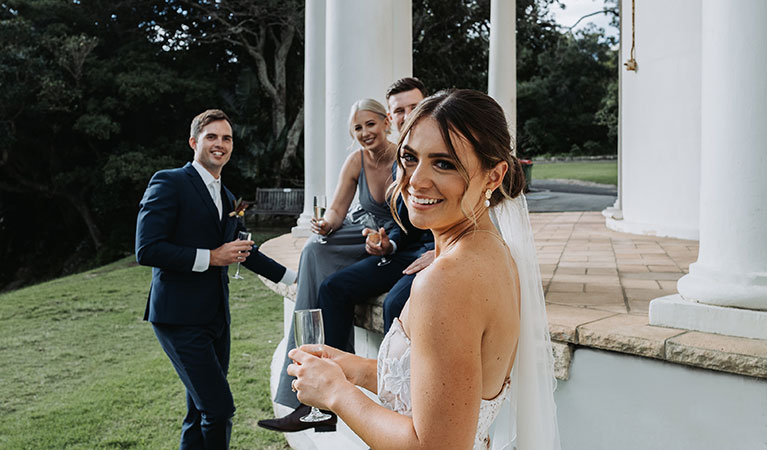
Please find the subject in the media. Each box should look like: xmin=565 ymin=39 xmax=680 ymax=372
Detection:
xmin=605 ymin=216 xmax=698 ymax=241
xmin=649 ymin=294 xmax=767 ymax=340
xmin=291 ymin=212 xmax=313 ymax=237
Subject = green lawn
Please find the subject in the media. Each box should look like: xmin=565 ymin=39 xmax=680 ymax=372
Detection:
xmin=0 ymin=255 xmax=290 ymax=449
xmin=530 ymin=161 xmax=617 ymax=186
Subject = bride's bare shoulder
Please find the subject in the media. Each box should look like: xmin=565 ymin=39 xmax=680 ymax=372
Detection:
xmin=410 ymin=243 xmax=502 ymax=314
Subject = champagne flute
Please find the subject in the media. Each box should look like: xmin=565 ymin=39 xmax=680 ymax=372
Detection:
xmin=366 ymin=229 xmax=391 ymax=266
xmin=232 ymin=231 xmax=251 ymax=280
xmin=364 ymin=216 xmax=391 ymax=267
xmin=293 ymin=309 xmax=333 ymax=422
xmin=313 ymin=195 xmax=328 ymax=244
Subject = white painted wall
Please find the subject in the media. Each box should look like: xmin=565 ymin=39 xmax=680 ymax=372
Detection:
xmin=271 ymin=324 xmax=767 ymax=450
xmin=608 ymin=0 xmax=701 ymax=239
xmin=556 ymin=348 xmax=767 ymax=450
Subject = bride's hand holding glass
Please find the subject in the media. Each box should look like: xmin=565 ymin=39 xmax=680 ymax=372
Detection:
xmin=287 ymin=345 xmax=351 ymax=412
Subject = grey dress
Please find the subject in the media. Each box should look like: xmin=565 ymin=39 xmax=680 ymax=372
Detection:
xmin=275 ymin=150 xmax=394 ymax=408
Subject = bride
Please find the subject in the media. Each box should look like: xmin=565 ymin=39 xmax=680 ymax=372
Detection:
xmin=287 ymin=89 xmax=560 ymax=450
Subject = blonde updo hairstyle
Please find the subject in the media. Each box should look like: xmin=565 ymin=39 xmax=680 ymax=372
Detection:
xmin=347 ymin=98 xmax=391 ymax=138
xmin=388 ymin=89 xmax=525 ymax=224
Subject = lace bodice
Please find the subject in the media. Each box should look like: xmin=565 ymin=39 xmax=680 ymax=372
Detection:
xmin=377 ymin=319 xmax=511 ymax=450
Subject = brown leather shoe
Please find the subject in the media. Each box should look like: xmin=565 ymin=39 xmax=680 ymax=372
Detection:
xmin=257 ymin=404 xmax=337 ymax=433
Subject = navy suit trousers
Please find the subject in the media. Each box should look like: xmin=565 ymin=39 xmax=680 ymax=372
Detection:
xmin=153 ymin=310 xmax=234 ymax=450
xmin=318 ymin=247 xmax=422 ymax=353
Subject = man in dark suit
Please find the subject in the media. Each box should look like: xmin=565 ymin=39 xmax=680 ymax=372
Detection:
xmin=136 ymin=109 xmax=296 ymax=449
xmin=258 ymin=78 xmax=434 ymax=433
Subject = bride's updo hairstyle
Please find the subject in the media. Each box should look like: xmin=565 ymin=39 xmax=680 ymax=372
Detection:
xmin=388 ymin=89 xmax=525 ymax=222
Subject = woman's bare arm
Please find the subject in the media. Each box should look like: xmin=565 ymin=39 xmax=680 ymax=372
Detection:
xmin=321 ymin=151 xmax=362 ymax=231
xmin=289 ymin=255 xmax=485 ymax=450
xmin=314 ymin=344 xmax=378 ymax=393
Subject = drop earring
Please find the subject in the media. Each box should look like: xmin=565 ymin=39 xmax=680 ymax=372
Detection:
xmin=484 ymin=189 xmax=492 ymax=207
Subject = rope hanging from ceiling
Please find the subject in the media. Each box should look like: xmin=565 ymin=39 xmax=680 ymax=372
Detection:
xmin=624 ymin=0 xmax=638 ymax=71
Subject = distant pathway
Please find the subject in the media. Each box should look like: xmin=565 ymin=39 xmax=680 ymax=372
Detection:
xmin=527 ymin=179 xmax=617 ymax=213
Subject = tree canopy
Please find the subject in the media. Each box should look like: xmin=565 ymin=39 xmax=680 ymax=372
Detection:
xmin=0 ymin=0 xmax=618 ymax=291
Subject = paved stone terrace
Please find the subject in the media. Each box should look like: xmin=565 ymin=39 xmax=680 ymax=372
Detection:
xmin=532 ymin=212 xmax=696 ymax=315
xmin=259 ymin=212 xmax=767 ymax=380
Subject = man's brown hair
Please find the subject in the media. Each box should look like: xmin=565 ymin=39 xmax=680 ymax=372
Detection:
xmin=190 ymin=109 xmax=232 ymax=139
xmin=385 ymin=77 xmax=428 ymax=101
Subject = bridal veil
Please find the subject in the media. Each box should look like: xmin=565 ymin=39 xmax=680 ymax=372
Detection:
xmin=489 ymin=194 xmax=561 ymax=450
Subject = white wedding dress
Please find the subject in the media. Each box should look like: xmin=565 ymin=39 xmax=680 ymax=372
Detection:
xmin=375 ymin=196 xmax=561 ymax=450
xmin=377 ymin=319 xmax=511 ymax=450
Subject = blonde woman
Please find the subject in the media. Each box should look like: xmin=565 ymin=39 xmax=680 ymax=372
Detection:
xmin=260 ymin=98 xmax=399 ymax=432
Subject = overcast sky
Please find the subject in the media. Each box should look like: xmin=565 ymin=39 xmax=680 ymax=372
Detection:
xmin=550 ymin=0 xmax=618 ymax=38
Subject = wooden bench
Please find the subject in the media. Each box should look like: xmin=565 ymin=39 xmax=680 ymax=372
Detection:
xmin=250 ymin=188 xmax=303 ymax=216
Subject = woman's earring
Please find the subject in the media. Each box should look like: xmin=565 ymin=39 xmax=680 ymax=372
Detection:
xmin=484 ymin=189 xmax=492 ymax=207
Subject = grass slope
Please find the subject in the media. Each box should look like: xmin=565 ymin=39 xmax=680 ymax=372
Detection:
xmin=0 ymin=256 xmax=289 ymax=449
xmin=531 ymin=161 xmax=617 ymax=186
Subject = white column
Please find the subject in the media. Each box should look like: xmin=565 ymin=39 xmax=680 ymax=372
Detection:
xmin=488 ymin=0 xmax=516 ymax=145
xmin=603 ymin=0 xmax=623 ymax=220
xmin=324 ymin=0 xmax=412 ymax=200
xmin=391 ymin=0 xmax=413 ymax=81
xmin=650 ymin=0 xmax=767 ymax=339
xmin=293 ymin=0 xmax=326 ymax=237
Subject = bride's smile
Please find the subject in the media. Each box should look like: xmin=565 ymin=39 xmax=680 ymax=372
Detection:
xmin=398 ymin=117 xmax=505 ymax=246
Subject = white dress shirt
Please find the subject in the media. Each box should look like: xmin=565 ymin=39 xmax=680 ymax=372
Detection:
xmin=188 ymin=161 xmax=297 ymax=284
xmin=191 ymin=161 xmax=221 ymax=272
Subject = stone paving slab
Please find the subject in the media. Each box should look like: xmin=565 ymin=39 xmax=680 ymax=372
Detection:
xmin=259 ymin=212 xmax=767 ymax=379
xmin=666 ymin=332 xmax=767 ymax=379
xmin=577 ymin=314 xmax=687 ymax=359
xmin=546 ymin=304 xmax=617 ymax=343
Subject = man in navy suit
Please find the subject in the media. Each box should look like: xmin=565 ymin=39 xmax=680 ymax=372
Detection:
xmin=136 ymin=109 xmax=296 ymax=449
xmin=258 ymin=78 xmax=434 ymax=433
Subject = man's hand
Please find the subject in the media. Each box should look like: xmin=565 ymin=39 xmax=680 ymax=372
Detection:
xmin=403 ymin=249 xmax=435 ymax=275
xmin=362 ymin=227 xmax=392 ymax=256
xmin=210 ymin=239 xmax=254 ymax=266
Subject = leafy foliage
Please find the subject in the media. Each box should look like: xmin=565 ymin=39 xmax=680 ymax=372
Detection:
xmin=0 ymin=0 xmax=618 ymax=291
xmin=412 ymin=0 xmax=619 ymax=159
xmin=0 ymin=0 xmax=222 ymax=288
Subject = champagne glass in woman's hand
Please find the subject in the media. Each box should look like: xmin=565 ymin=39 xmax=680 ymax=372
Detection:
xmin=313 ymin=195 xmax=328 ymax=244
xmin=293 ymin=309 xmax=333 ymax=422
xmin=232 ymin=231 xmax=251 ymax=279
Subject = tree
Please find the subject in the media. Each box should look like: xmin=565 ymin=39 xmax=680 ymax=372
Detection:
xmin=150 ymin=0 xmax=305 ymax=181
xmin=412 ymin=0 xmax=491 ymax=93
xmin=0 ymin=0 xmax=222 ymax=288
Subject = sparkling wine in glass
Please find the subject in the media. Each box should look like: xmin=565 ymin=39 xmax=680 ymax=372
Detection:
xmin=293 ymin=309 xmax=333 ymax=422
xmin=232 ymin=231 xmax=251 ymax=280
xmin=367 ymin=229 xmax=391 ymax=266
xmin=313 ymin=195 xmax=328 ymax=244
xmin=364 ymin=216 xmax=391 ymax=267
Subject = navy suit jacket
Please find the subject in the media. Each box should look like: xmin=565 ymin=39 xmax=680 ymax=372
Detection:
xmin=136 ymin=162 xmax=286 ymax=325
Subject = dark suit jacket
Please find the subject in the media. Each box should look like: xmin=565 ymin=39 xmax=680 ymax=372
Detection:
xmin=135 ymin=162 xmax=286 ymax=325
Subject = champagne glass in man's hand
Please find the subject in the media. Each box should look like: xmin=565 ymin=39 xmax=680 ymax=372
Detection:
xmin=366 ymin=228 xmax=391 ymax=266
xmin=363 ymin=216 xmax=391 ymax=267
xmin=231 ymin=231 xmax=251 ymax=279
xmin=293 ymin=309 xmax=333 ymax=422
